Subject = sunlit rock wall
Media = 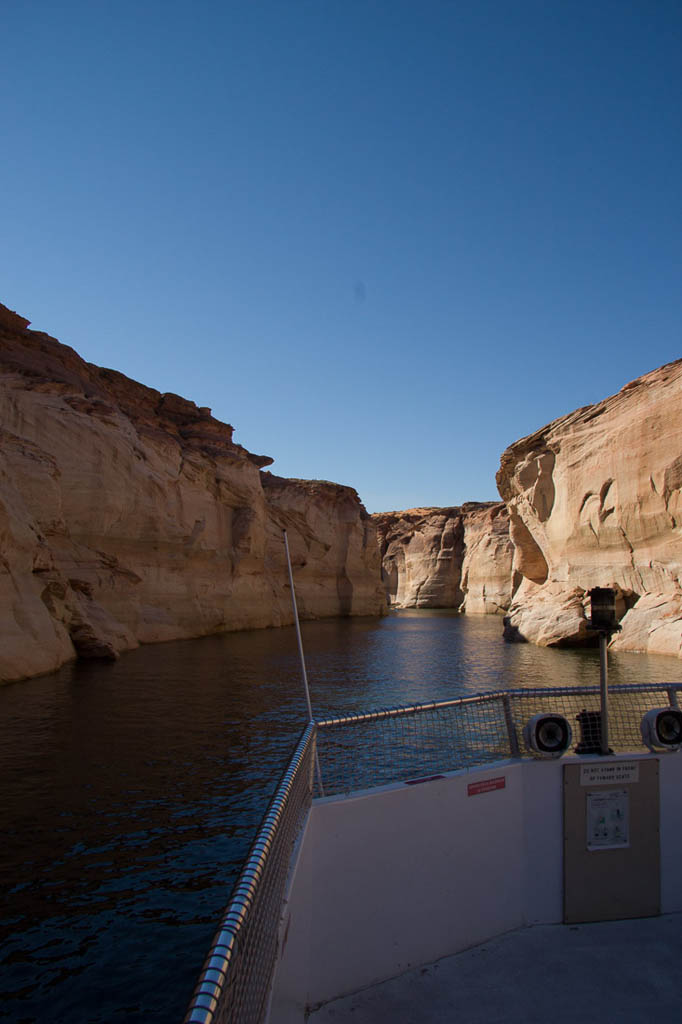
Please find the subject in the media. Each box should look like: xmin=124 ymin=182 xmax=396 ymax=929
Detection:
xmin=497 ymin=359 xmax=682 ymax=657
xmin=372 ymin=503 xmax=513 ymax=614
xmin=0 ymin=303 xmax=386 ymax=683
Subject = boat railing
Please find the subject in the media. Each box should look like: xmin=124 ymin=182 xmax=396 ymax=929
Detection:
xmin=182 ymin=681 xmax=682 ymax=1024
xmin=314 ymin=682 xmax=682 ymax=796
xmin=184 ymin=722 xmax=316 ymax=1024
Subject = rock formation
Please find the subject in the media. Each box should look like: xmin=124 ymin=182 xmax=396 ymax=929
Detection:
xmin=497 ymin=359 xmax=682 ymax=658
xmin=372 ymin=503 xmax=513 ymax=613
xmin=0 ymin=303 xmax=385 ymax=683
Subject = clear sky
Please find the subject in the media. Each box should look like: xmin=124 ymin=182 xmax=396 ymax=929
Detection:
xmin=3 ymin=1 xmax=680 ymax=513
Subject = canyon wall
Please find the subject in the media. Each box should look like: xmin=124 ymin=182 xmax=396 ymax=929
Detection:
xmin=372 ymin=503 xmax=513 ymax=614
xmin=0 ymin=304 xmax=385 ymax=683
xmin=497 ymin=359 xmax=682 ymax=658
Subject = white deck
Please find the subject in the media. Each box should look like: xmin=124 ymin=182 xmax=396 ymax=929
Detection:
xmin=269 ymin=754 xmax=682 ymax=1024
xmin=310 ymin=914 xmax=682 ymax=1023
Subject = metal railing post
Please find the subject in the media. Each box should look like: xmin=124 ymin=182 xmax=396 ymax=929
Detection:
xmin=502 ymin=695 xmax=521 ymax=758
xmin=599 ymin=631 xmax=610 ymax=755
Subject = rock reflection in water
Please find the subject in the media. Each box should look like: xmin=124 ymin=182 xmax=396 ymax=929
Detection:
xmin=0 ymin=611 xmax=677 ymax=1022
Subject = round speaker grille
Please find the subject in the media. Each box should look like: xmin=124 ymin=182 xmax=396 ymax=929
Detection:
xmin=536 ymin=716 xmax=569 ymax=753
xmin=656 ymin=710 xmax=682 ymax=746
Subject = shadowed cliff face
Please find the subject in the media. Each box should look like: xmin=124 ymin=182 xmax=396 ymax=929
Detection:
xmin=372 ymin=503 xmax=513 ymax=614
xmin=0 ymin=303 xmax=385 ymax=683
xmin=497 ymin=359 xmax=682 ymax=658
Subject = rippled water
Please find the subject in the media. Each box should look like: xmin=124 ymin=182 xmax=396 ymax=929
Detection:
xmin=1 ymin=611 xmax=679 ymax=1023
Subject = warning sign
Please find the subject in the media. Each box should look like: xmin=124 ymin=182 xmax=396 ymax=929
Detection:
xmin=468 ymin=776 xmax=506 ymax=797
xmin=580 ymin=762 xmax=639 ymax=786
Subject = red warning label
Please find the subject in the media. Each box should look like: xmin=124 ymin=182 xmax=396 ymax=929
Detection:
xmin=467 ymin=776 xmax=506 ymax=797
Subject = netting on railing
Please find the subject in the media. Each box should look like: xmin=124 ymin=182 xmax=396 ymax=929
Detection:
xmin=184 ymin=723 xmax=315 ymax=1024
xmin=315 ymin=684 xmax=682 ymax=797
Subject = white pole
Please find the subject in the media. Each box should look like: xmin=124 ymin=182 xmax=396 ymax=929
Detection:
xmin=283 ymin=530 xmax=313 ymax=720
xmin=283 ymin=530 xmax=324 ymax=795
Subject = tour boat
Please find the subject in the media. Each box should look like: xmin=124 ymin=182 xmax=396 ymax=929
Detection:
xmin=182 ymin=680 xmax=682 ymax=1023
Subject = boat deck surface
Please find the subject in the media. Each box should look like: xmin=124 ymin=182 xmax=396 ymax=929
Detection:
xmin=308 ymin=913 xmax=682 ymax=1023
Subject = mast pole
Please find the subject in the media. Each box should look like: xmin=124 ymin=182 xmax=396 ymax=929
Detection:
xmin=283 ymin=530 xmax=324 ymax=795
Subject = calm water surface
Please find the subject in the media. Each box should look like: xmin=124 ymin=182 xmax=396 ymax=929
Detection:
xmin=1 ymin=611 xmax=679 ymax=1023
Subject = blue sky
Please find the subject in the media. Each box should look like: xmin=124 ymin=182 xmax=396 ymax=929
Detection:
xmin=3 ymin=1 xmax=680 ymax=512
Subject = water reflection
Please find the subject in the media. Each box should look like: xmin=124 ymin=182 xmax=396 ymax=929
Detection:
xmin=0 ymin=611 xmax=678 ymax=1022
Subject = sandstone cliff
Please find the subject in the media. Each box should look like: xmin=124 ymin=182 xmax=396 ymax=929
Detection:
xmin=497 ymin=359 xmax=682 ymax=658
xmin=0 ymin=303 xmax=385 ymax=683
xmin=372 ymin=503 xmax=513 ymax=613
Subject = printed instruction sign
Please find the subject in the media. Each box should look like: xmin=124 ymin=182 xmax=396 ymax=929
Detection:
xmin=586 ymin=789 xmax=630 ymax=850
xmin=580 ymin=761 xmax=639 ymax=786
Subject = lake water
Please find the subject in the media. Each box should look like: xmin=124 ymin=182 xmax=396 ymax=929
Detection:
xmin=1 ymin=611 xmax=679 ymax=1023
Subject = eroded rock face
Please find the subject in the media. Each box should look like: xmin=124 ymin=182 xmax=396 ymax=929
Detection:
xmin=0 ymin=303 xmax=385 ymax=682
xmin=497 ymin=359 xmax=682 ymax=657
xmin=262 ymin=473 xmax=386 ymax=620
xmin=372 ymin=503 xmax=513 ymax=613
